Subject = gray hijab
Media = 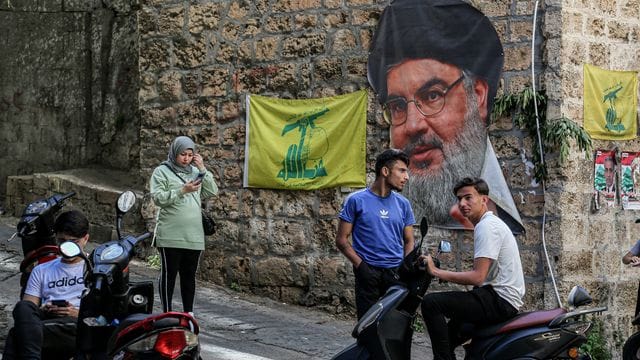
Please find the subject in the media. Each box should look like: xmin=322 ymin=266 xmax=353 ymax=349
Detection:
xmin=162 ymin=136 xmax=196 ymax=174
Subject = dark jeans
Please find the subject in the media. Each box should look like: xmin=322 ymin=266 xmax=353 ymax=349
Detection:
xmin=2 ymin=300 xmax=77 ymax=360
xmin=158 ymin=247 xmax=202 ymax=313
xmin=354 ymin=262 xmax=401 ymax=319
xmin=421 ymin=285 xmax=518 ymax=360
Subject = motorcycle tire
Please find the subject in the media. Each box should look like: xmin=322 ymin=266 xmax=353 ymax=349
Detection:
xmin=624 ymin=331 xmax=640 ymax=360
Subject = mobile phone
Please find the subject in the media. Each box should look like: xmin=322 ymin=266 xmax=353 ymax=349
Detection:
xmin=194 ymin=172 xmax=205 ymax=184
xmin=51 ymin=300 xmax=68 ymax=307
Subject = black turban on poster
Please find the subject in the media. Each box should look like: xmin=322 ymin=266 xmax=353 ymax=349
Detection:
xmin=367 ymin=0 xmax=504 ymax=112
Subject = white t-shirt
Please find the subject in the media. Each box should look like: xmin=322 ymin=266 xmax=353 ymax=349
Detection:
xmin=474 ymin=211 xmax=525 ymax=310
xmin=24 ymin=258 xmax=86 ymax=308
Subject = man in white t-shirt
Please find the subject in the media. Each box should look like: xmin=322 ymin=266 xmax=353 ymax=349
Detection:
xmin=3 ymin=210 xmax=90 ymax=359
xmin=420 ymin=177 xmax=525 ymax=360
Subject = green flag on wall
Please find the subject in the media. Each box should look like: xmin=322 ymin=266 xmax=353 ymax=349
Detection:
xmin=244 ymin=90 xmax=367 ymax=190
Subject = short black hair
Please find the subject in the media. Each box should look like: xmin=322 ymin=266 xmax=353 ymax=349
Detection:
xmin=375 ymin=149 xmax=410 ymax=177
xmin=453 ymin=177 xmax=489 ymax=196
xmin=53 ymin=210 xmax=89 ymax=238
xmin=604 ymin=156 xmax=616 ymax=166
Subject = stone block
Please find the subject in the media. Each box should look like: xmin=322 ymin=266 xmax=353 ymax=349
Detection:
xmin=280 ymin=286 xmax=305 ymax=304
xmin=311 ymin=219 xmax=339 ymax=253
xmin=282 ymin=34 xmax=325 ymax=58
xmin=509 ymin=19 xmax=533 ymax=42
xmin=608 ymin=20 xmax=635 ymax=42
xmin=314 ymin=58 xmax=342 ymax=81
xmin=273 ymin=0 xmax=321 ymax=12
xmin=270 ymin=219 xmax=308 ymax=255
xmin=173 ymin=36 xmax=207 ymax=69
xmin=201 ymin=67 xmax=229 ymax=97
xmin=157 ymin=5 xmax=184 ymax=36
xmin=474 ymin=0 xmax=509 ymax=17
xmin=256 ymin=37 xmax=279 ymax=61
xmin=331 ymin=29 xmax=357 ymax=54
xmin=157 ymin=71 xmax=184 ymax=101
xmin=588 ymin=42 xmax=610 ymax=67
xmin=294 ymin=13 xmax=317 ymax=30
xmin=352 ymin=9 xmax=378 ymax=26
xmin=242 ymin=218 xmax=269 ymax=256
xmin=265 ymin=16 xmax=292 ymax=33
xmin=140 ymin=39 xmax=171 ymax=72
xmin=188 ymin=3 xmax=220 ymax=34
xmin=504 ymin=45 xmax=531 ymax=71
xmin=226 ymin=256 xmax=252 ymax=286
xmin=254 ymin=257 xmax=294 ymax=286
xmin=586 ymin=16 xmax=606 ymax=37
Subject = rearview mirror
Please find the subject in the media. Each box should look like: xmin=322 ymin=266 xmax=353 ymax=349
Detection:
xmin=117 ymin=191 xmax=136 ymax=214
xmin=59 ymin=241 xmax=82 ymax=259
xmin=438 ymin=241 xmax=451 ymax=254
xmin=420 ymin=218 xmax=428 ymax=238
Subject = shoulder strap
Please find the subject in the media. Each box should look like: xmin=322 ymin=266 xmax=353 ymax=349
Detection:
xmin=163 ymin=164 xmax=186 ymax=184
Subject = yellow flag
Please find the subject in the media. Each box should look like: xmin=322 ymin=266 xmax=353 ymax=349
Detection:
xmin=244 ymin=90 xmax=367 ymax=190
xmin=584 ymin=64 xmax=638 ymax=140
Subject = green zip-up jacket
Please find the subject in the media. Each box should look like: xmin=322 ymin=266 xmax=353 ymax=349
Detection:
xmin=150 ymin=165 xmax=218 ymax=250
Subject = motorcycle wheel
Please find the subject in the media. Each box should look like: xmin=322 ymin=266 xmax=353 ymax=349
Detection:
xmin=624 ymin=332 xmax=640 ymax=360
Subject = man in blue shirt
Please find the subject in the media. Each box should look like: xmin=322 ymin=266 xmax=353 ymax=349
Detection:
xmin=336 ymin=149 xmax=416 ymax=318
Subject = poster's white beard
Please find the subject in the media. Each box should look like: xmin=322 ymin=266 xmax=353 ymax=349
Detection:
xmin=401 ymin=90 xmax=487 ymax=225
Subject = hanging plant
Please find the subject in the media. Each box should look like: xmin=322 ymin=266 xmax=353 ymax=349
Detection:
xmin=492 ymin=86 xmax=593 ymax=184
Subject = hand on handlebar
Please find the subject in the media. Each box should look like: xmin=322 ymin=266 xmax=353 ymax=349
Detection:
xmin=418 ymin=254 xmax=436 ymax=276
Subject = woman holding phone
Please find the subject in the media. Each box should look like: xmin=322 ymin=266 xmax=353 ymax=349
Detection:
xmin=150 ymin=136 xmax=218 ymax=316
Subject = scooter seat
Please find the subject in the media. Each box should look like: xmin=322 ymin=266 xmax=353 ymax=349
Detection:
xmin=465 ymin=308 xmax=566 ymax=338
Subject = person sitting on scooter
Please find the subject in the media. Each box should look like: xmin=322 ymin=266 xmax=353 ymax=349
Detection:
xmin=2 ymin=210 xmax=90 ymax=360
xmin=336 ymin=149 xmax=416 ymax=319
xmin=420 ymin=177 xmax=525 ymax=360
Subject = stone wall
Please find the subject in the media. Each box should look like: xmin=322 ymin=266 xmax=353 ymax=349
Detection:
xmin=0 ymin=0 xmax=141 ymax=204
xmin=549 ymin=0 xmax=640 ymax=355
xmin=4 ymin=0 xmax=639 ymax=355
xmin=136 ymin=0 xmax=553 ymax=316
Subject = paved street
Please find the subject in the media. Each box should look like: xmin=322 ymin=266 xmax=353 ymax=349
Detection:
xmin=0 ymin=215 xmax=439 ymax=359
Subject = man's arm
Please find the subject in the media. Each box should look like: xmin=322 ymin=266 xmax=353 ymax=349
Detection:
xmin=22 ymin=294 xmax=41 ymax=306
xmin=403 ymin=225 xmax=415 ymax=256
xmin=336 ymin=220 xmax=363 ymax=268
xmin=424 ymin=256 xmax=493 ymax=286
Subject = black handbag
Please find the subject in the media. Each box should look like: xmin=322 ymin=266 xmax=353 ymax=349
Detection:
xmin=163 ymin=164 xmax=215 ymax=235
xmin=202 ymin=210 xmax=216 ymax=235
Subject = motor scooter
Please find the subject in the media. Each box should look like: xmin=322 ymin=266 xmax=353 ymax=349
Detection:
xmin=7 ymin=191 xmax=76 ymax=297
xmin=332 ymin=218 xmax=608 ymax=360
xmin=59 ymin=190 xmax=201 ymax=360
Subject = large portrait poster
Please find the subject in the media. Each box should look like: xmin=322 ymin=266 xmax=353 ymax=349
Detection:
xmin=593 ymin=149 xmax=617 ymax=207
xmin=366 ymin=0 xmax=523 ymax=233
xmin=620 ymin=151 xmax=640 ymax=210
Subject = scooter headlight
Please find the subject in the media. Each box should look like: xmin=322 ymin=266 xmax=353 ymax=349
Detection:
xmin=354 ymin=303 xmax=384 ymax=336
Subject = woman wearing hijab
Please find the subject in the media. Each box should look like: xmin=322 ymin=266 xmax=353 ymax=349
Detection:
xmin=150 ymin=136 xmax=218 ymax=315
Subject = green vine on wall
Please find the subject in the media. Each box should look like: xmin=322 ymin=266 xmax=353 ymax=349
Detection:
xmin=492 ymin=86 xmax=593 ymax=184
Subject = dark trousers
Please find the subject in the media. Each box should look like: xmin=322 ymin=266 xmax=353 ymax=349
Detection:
xmin=354 ymin=262 xmax=401 ymax=319
xmin=158 ymin=247 xmax=202 ymax=313
xmin=421 ymin=285 xmax=518 ymax=360
xmin=2 ymin=300 xmax=77 ymax=360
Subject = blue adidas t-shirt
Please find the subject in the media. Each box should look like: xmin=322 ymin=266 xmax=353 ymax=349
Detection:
xmin=339 ymin=188 xmax=415 ymax=268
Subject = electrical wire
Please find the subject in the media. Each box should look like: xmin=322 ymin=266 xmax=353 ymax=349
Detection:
xmin=531 ymin=0 xmax=562 ymax=307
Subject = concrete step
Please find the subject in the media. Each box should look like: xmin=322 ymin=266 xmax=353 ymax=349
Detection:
xmin=4 ymin=168 xmax=151 ymax=248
